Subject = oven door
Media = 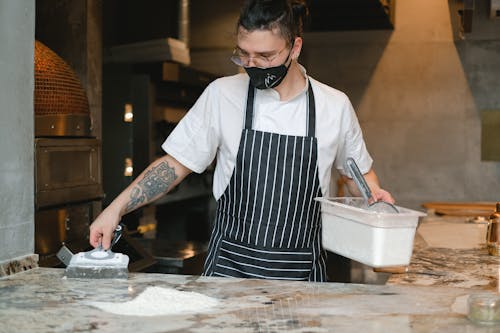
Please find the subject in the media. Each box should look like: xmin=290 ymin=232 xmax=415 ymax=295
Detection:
xmin=35 ymin=202 xmax=95 ymax=267
xmin=35 ymin=138 xmax=103 ymax=208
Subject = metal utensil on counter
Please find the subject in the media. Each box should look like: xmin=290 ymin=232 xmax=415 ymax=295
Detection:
xmin=345 ymin=157 xmax=399 ymax=214
xmin=57 ymin=224 xmax=129 ymax=279
xmin=82 ymin=223 xmax=124 ymax=260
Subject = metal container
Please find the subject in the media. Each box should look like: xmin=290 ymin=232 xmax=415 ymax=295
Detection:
xmin=486 ymin=202 xmax=500 ymax=256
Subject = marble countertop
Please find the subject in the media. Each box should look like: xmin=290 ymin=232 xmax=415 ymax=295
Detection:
xmin=0 ymin=267 xmax=498 ymax=333
xmin=387 ymin=214 xmax=500 ymax=291
xmin=2 ymin=214 xmax=500 ymax=332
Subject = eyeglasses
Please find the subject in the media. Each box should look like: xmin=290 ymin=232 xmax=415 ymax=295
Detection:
xmin=230 ymin=45 xmax=290 ymax=68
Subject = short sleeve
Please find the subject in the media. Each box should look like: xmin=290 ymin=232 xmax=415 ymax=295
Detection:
xmin=161 ymin=83 xmax=220 ymax=174
xmin=334 ymin=97 xmax=373 ymax=175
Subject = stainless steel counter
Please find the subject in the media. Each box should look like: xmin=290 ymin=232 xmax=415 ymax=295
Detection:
xmin=0 ymin=267 xmax=496 ymax=333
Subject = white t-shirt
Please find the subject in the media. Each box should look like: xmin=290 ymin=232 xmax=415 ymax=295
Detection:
xmin=162 ymin=67 xmax=373 ymax=200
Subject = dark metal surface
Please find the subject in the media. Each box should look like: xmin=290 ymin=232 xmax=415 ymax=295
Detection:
xmin=138 ymin=239 xmax=207 ymax=275
xmin=35 ymin=138 xmax=103 ymax=208
xmin=56 ymin=245 xmax=74 ymax=266
xmin=36 ymin=202 xmax=96 ymax=267
xmin=103 ymin=228 xmax=157 ymax=273
xmin=35 ymin=114 xmax=91 ymax=137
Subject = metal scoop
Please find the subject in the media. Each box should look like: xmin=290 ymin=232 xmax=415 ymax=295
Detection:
xmin=84 ymin=224 xmax=124 ymax=260
xmin=345 ymin=158 xmax=399 ymax=214
xmin=58 ymin=224 xmax=129 ymax=279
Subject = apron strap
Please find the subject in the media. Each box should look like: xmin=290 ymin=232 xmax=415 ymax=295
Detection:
xmin=306 ymin=80 xmax=316 ymax=137
xmin=244 ymin=79 xmax=316 ymax=137
xmin=244 ymin=83 xmax=255 ymax=130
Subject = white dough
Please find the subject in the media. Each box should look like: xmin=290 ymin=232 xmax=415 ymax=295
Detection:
xmin=88 ymin=286 xmax=218 ymax=316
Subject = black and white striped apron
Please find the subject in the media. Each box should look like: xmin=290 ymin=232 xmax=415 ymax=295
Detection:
xmin=203 ymin=80 xmax=327 ymax=282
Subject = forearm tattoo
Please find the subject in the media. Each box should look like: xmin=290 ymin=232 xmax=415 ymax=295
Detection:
xmin=125 ymin=161 xmax=178 ymax=213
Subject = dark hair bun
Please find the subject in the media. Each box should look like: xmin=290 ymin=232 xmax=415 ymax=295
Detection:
xmin=238 ymin=0 xmax=310 ymax=41
xmin=290 ymin=0 xmax=308 ymax=35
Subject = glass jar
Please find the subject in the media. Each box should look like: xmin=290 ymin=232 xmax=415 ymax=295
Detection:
xmin=467 ymin=293 xmax=500 ymax=325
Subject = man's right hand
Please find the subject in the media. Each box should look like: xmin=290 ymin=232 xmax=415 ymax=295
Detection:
xmin=88 ymin=154 xmax=192 ymax=250
xmin=89 ymin=207 xmax=121 ymax=250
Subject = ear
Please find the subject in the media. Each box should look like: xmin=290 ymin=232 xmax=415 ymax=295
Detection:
xmin=291 ymin=37 xmax=303 ymax=60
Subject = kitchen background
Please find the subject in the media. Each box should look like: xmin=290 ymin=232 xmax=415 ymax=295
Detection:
xmin=1 ymin=0 xmax=499 ymax=278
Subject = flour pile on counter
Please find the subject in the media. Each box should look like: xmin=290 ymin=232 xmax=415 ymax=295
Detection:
xmin=88 ymin=286 xmax=218 ymax=316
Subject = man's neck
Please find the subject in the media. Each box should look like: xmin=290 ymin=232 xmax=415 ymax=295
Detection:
xmin=273 ymin=62 xmax=306 ymax=101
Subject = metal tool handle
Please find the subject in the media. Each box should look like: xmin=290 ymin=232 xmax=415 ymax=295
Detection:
xmin=110 ymin=224 xmax=123 ymax=250
xmin=345 ymin=157 xmax=374 ymax=203
xmin=345 ymin=157 xmax=399 ymax=214
xmin=97 ymin=224 xmax=123 ymax=251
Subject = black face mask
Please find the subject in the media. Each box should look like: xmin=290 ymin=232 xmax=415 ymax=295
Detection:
xmin=244 ymin=52 xmax=292 ymax=89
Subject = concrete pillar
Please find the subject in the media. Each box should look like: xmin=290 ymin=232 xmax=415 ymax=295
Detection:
xmin=0 ymin=0 xmax=37 ymax=276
